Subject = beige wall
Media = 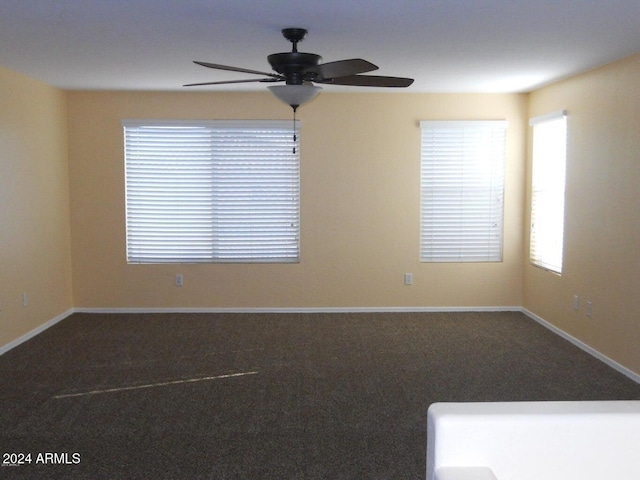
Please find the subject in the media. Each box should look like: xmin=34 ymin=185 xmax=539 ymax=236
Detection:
xmin=525 ymin=52 xmax=640 ymax=374
xmin=67 ymin=91 xmax=526 ymax=309
xmin=0 ymin=66 xmax=73 ymax=346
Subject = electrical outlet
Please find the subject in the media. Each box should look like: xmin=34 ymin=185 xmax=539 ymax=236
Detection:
xmin=586 ymin=301 xmax=593 ymax=317
xmin=404 ymin=273 xmax=413 ymax=285
xmin=175 ymin=274 xmax=184 ymax=287
xmin=22 ymin=292 xmax=28 ymax=307
xmin=573 ymin=295 xmax=579 ymax=311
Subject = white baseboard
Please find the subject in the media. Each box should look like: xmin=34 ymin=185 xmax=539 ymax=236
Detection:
xmin=0 ymin=308 xmax=74 ymax=356
xmin=73 ymin=306 xmax=522 ymax=314
xmin=522 ymin=308 xmax=640 ymax=384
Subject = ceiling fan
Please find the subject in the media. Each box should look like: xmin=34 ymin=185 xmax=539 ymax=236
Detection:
xmin=184 ymin=28 xmax=414 ymax=111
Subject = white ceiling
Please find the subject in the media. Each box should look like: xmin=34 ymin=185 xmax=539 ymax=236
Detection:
xmin=2 ymin=0 xmax=640 ymax=93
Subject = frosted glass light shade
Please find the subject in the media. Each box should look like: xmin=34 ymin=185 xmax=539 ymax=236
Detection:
xmin=268 ymin=84 xmax=322 ymax=109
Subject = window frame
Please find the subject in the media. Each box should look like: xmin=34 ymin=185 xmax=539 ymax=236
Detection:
xmin=420 ymin=120 xmax=507 ymax=263
xmin=529 ymin=110 xmax=567 ymax=274
xmin=122 ymin=119 xmax=300 ymax=264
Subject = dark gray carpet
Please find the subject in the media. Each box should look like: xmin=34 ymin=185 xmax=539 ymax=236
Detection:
xmin=1 ymin=311 xmax=639 ymax=479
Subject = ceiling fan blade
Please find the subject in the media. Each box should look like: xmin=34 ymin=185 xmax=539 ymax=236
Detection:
xmin=193 ymin=61 xmax=281 ymax=79
xmin=184 ymin=78 xmax=282 ymax=87
xmin=320 ymin=75 xmax=414 ymax=88
xmin=305 ymin=58 xmax=378 ymax=81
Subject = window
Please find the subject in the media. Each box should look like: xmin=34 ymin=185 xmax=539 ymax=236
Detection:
xmin=123 ymin=120 xmax=300 ymax=264
xmin=529 ymin=111 xmax=567 ymax=274
xmin=420 ymin=120 xmax=507 ymax=262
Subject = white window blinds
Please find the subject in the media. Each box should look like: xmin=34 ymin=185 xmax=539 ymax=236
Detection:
xmin=123 ymin=120 xmax=300 ymax=263
xmin=420 ymin=120 xmax=507 ymax=262
xmin=529 ymin=111 xmax=567 ymax=274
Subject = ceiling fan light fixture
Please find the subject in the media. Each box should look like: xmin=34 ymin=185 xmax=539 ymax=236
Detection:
xmin=268 ymin=84 xmax=322 ymax=110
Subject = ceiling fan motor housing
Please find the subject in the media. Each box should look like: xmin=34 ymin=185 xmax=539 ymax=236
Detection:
xmin=267 ymin=52 xmax=322 ymax=84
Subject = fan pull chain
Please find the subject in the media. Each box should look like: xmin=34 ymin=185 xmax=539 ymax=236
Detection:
xmin=292 ymin=106 xmax=297 ymax=154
